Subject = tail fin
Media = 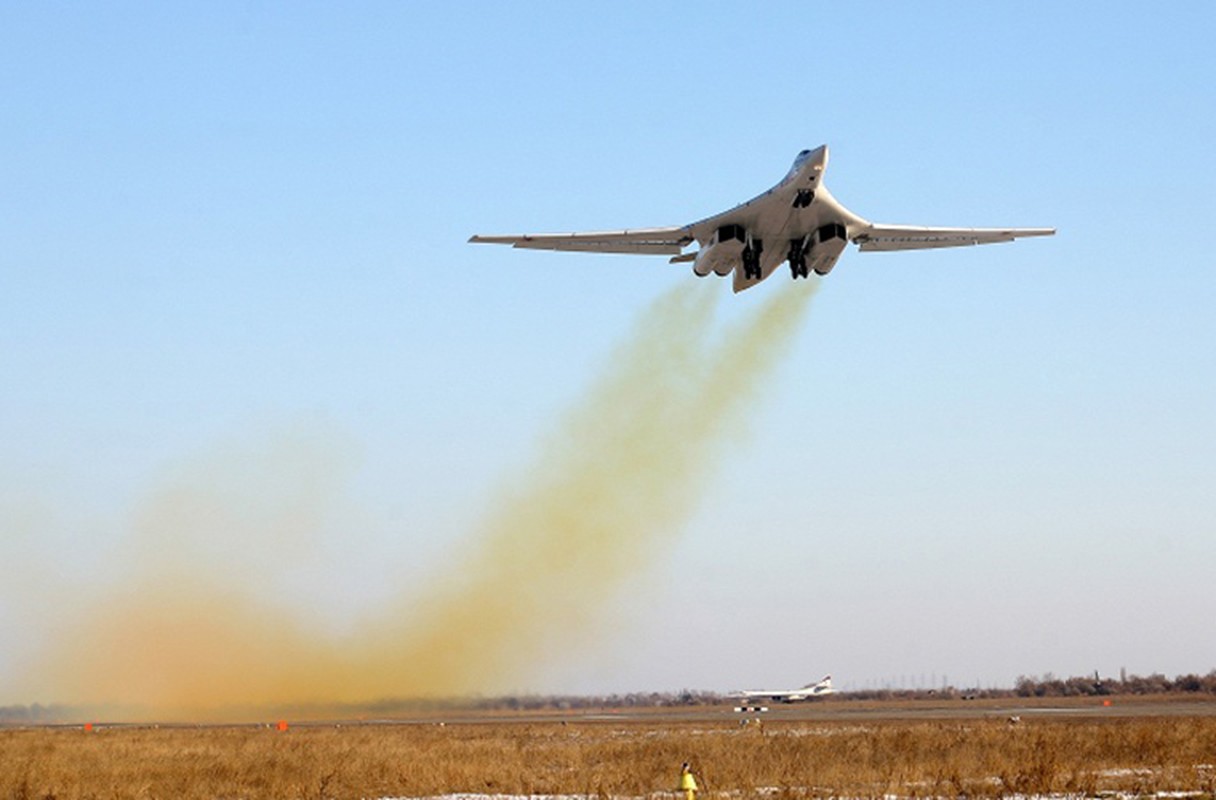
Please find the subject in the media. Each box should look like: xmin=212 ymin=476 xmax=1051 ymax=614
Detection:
xmin=802 ymin=675 xmax=833 ymax=693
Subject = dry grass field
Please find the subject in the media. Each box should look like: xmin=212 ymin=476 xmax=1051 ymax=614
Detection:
xmin=3 ymin=710 xmax=1216 ymax=799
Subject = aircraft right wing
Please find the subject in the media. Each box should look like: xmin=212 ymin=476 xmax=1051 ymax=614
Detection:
xmin=469 ymin=227 xmax=693 ymax=256
xmin=853 ymin=224 xmax=1055 ymax=252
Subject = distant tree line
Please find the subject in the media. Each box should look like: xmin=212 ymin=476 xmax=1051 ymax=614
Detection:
xmin=466 ymin=689 xmax=722 ymax=711
xmin=1012 ymin=670 xmax=1216 ymax=698
xmin=0 ymin=703 xmax=76 ymax=724
xmin=0 ymin=691 xmax=725 ymax=723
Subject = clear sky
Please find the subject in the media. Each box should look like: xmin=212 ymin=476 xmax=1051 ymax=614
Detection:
xmin=2 ymin=2 xmax=1214 ymax=708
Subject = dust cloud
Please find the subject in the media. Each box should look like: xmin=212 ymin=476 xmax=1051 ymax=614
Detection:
xmin=15 ymin=280 xmax=817 ymax=718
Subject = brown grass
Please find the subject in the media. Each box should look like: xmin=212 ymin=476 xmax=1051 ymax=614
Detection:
xmin=3 ymin=716 xmax=1216 ymax=800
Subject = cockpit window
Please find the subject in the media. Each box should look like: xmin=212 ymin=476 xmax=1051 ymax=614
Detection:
xmin=787 ymin=150 xmax=813 ymax=177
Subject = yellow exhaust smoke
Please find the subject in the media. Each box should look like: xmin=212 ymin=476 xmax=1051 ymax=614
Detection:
xmin=16 ymin=279 xmax=818 ymax=718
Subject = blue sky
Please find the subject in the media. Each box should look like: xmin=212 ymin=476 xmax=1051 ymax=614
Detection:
xmin=2 ymin=2 xmax=1214 ymax=703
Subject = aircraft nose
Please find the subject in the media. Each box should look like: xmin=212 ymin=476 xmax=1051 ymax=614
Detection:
xmin=811 ymin=145 xmax=828 ymax=168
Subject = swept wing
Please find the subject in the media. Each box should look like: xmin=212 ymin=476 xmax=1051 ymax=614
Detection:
xmin=853 ymin=224 xmax=1056 ymax=252
xmin=468 ymin=227 xmax=693 ymax=256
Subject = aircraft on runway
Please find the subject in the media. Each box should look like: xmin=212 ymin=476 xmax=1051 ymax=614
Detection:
xmin=469 ymin=146 xmax=1054 ymax=292
xmin=734 ymin=674 xmax=836 ymax=703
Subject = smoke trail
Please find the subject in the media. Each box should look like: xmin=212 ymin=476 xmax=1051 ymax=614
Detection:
xmin=365 ymin=279 xmax=818 ymax=696
xmin=17 ymin=430 xmax=357 ymax=713
xmin=15 ymin=280 xmax=817 ymax=716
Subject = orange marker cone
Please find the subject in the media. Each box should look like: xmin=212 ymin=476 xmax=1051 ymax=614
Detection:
xmin=277 ymin=720 xmax=288 ymax=731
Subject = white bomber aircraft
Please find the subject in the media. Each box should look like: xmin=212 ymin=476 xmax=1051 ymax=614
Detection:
xmin=470 ymin=146 xmax=1054 ymax=292
xmin=735 ymin=674 xmax=836 ymax=703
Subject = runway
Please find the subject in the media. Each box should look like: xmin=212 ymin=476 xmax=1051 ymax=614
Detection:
xmin=294 ymin=694 xmax=1216 ymax=728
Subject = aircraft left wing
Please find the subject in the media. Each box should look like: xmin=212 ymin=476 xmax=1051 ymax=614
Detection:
xmin=853 ymin=224 xmax=1055 ymax=252
xmin=469 ymin=227 xmax=693 ymax=256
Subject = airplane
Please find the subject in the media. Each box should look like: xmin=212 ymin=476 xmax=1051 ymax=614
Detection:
xmin=733 ymin=674 xmax=836 ymax=703
xmin=469 ymin=145 xmax=1054 ymax=292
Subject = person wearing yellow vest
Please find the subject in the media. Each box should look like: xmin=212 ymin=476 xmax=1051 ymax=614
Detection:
xmin=679 ymin=762 xmax=699 ymax=800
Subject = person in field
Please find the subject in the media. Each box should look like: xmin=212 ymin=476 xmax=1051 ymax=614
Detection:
xmin=679 ymin=762 xmax=699 ymax=800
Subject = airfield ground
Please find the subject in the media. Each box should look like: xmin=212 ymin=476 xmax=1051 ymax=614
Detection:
xmin=3 ymin=695 xmax=1215 ymax=799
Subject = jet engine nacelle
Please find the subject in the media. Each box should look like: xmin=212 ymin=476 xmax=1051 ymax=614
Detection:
xmin=692 ymin=224 xmax=747 ymax=277
xmin=692 ymin=243 xmax=739 ymax=277
xmin=809 ymin=223 xmax=848 ymax=276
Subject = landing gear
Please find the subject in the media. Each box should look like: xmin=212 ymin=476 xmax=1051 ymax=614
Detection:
xmin=793 ymin=189 xmax=815 ymax=209
xmin=742 ymin=244 xmax=762 ymax=280
xmin=739 ymin=244 xmax=758 ymax=278
xmin=787 ymin=240 xmax=809 ymax=279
